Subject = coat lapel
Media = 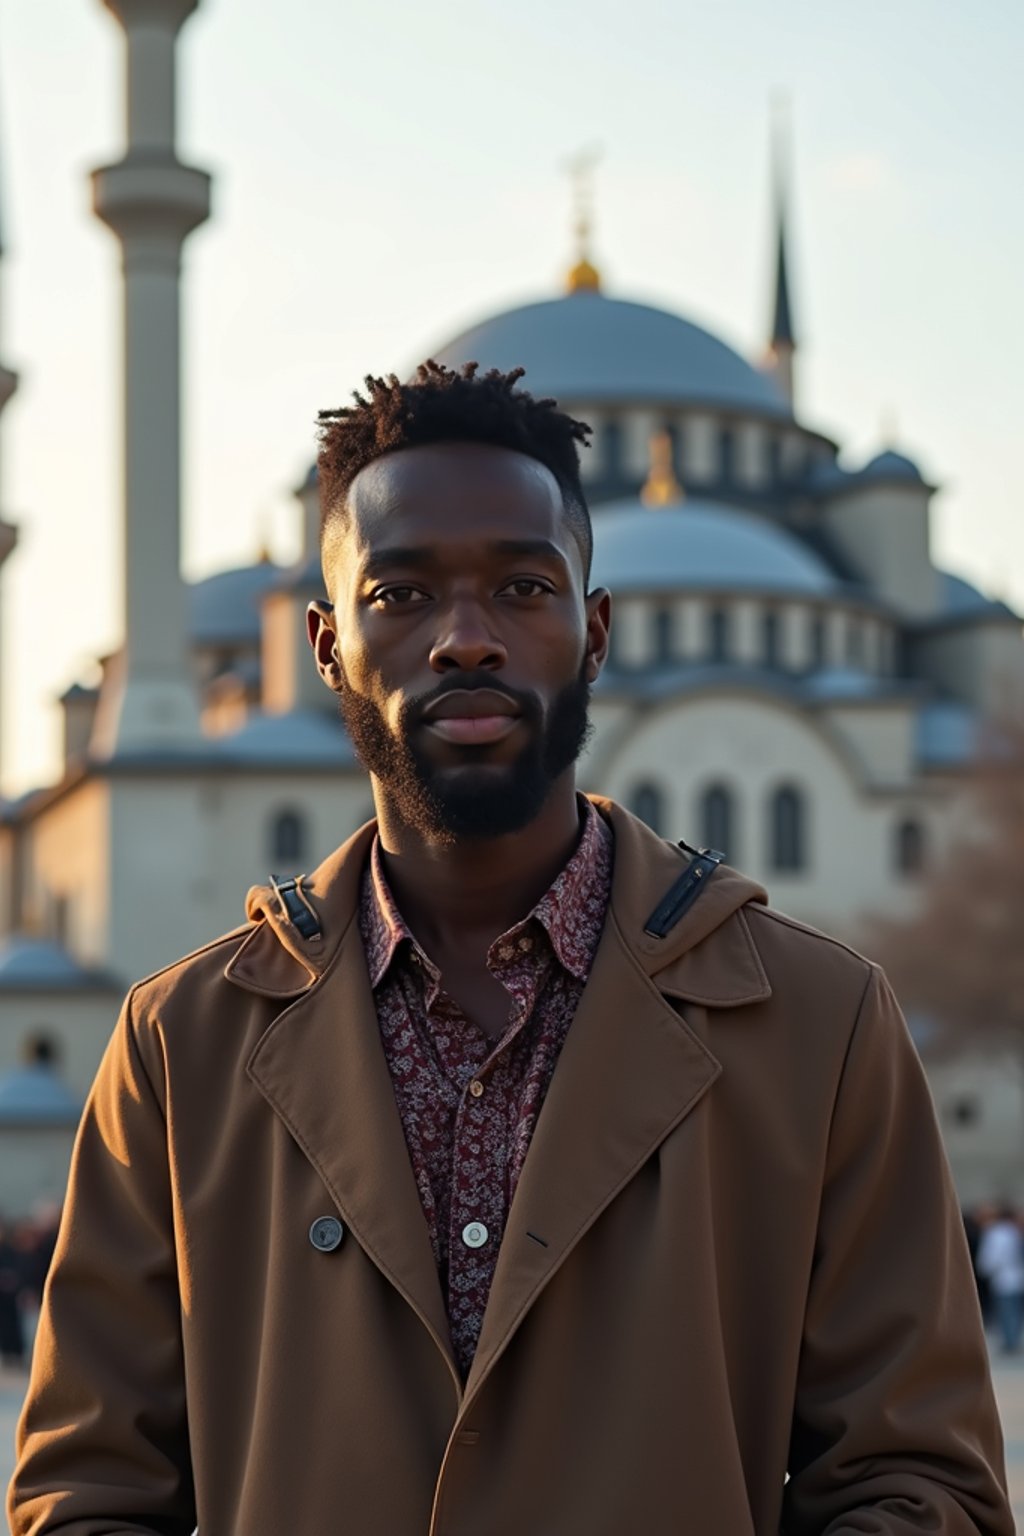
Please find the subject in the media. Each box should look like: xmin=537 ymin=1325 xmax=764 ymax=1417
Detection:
xmin=464 ymin=909 xmax=720 ymax=1403
xmin=245 ymin=915 xmax=458 ymax=1391
xmin=462 ymin=799 xmax=771 ymax=1404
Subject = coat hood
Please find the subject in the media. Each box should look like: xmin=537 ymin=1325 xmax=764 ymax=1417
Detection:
xmin=226 ymin=796 xmax=771 ymax=1008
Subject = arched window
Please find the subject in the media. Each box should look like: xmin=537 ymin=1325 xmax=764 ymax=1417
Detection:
xmin=846 ymin=620 xmax=864 ymax=667
xmin=701 ymin=783 xmax=735 ymax=862
xmin=653 ymin=606 xmax=674 ymax=664
xmin=896 ymin=818 xmax=927 ymax=877
xmin=809 ymin=613 xmax=826 ymax=671
xmin=762 ymin=609 xmax=780 ymax=669
xmin=708 ymin=606 xmax=731 ymax=663
xmin=767 ymin=436 xmax=782 ymax=486
xmin=603 ymin=417 xmax=623 ymax=480
xmin=270 ymin=808 xmax=307 ymax=866
xmin=630 ymin=782 xmax=665 ymax=835
xmin=22 ymin=1033 xmax=60 ymax=1069
xmin=770 ymin=785 xmax=806 ymax=872
xmin=720 ymin=427 xmax=736 ymax=486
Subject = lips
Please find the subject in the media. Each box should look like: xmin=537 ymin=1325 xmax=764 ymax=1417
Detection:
xmin=421 ymin=688 xmax=522 ymax=746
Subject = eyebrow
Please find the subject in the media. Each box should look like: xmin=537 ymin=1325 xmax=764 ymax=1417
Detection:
xmin=360 ymin=539 xmax=570 ymax=581
xmin=359 ymin=547 xmax=435 ymax=580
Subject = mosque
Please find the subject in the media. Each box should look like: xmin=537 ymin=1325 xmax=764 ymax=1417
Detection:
xmin=0 ymin=0 xmax=1022 ymax=1214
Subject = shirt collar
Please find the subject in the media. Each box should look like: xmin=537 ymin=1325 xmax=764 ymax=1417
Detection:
xmin=525 ymin=799 xmax=612 ymax=981
xmin=360 ymin=798 xmax=612 ymax=990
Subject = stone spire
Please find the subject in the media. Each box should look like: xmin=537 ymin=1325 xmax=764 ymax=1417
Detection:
xmin=90 ymin=0 xmax=211 ymax=753
xmin=765 ymin=99 xmax=797 ymax=408
xmin=0 ymin=84 xmax=20 ymax=794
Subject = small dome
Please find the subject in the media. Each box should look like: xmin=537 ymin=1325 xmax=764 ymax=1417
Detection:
xmin=189 ymin=562 xmax=284 ymax=646
xmin=859 ymin=449 xmax=925 ymax=484
xmin=591 ymin=499 xmax=839 ymax=597
xmin=0 ymin=1063 xmax=81 ymax=1126
xmin=0 ymin=936 xmax=117 ymax=992
xmin=939 ymin=571 xmax=1018 ymax=621
xmin=218 ymin=708 xmax=357 ymax=766
xmin=428 ymin=291 xmax=792 ymax=420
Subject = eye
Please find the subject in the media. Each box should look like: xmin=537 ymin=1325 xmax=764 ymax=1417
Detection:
xmin=502 ymin=578 xmax=552 ymax=598
xmin=372 ymin=585 xmax=429 ymax=607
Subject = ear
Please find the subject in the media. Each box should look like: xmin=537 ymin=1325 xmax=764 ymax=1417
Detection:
xmin=306 ymin=600 xmax=343 ymax=694
xmin=583 ymin=587 xmax=612 ymax=683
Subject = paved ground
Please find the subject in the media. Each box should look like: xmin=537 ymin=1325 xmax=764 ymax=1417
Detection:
xmin=996 ymin=1347 xmax=1024 ymax=1529
xmin=3 ymin=1350 xmax=1024 ymax=1527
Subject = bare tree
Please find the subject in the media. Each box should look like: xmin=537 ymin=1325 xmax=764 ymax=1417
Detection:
xmin=870 ymin=716 xmax=1024 ymax=1054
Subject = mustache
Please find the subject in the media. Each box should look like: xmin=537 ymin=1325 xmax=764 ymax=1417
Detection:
xmin=405 ymin=675 xmax=541 ymax=726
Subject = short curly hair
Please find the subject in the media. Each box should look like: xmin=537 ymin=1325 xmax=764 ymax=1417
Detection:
xmin=316 ymin=360 xmax=593 ymax=580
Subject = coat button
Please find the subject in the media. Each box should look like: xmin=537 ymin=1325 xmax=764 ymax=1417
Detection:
xmin=309 ymin=1216 xmax=344 ymax=1252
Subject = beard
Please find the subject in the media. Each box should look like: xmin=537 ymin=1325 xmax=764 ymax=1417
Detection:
xmin=337 ymin=662 xmax=593 ymax=843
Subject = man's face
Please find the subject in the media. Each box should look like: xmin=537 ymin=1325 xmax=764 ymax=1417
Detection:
xmin=310 ymin=442 xmax=610 ymax=842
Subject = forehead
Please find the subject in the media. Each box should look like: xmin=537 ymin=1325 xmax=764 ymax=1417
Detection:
xmin=343 ymin=442 xmax=573 ymax=565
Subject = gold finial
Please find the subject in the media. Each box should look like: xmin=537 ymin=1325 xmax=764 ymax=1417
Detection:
xmin=256 ymin=507 xmax=274 ymax=565
xmin=880 ymin=405 xmax=899 ymax=447
xmin=640 ymin=430 xmax=685 ymax=507
xmin=564 ymin=144 xmax=603 ymax=293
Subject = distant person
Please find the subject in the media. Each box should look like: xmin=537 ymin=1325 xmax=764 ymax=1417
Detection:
xmin=0 ymin=1220 xmax=26 ymax=1369
xmin=978 ymin=1203 xmax=1024 ymax=1353
xmin=969 ymin=1201 xmax=997 ymax=1323
xmin=12 ymin=1209 xmax=60 ymax=1362
xmin=8 ymin=365 xmax=1013 ymax=1532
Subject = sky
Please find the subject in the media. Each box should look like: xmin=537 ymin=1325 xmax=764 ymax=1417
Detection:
xmin=0 ymin=0 xmax=1022 ymax=794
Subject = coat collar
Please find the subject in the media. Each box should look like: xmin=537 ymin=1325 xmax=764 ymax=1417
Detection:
xmin=225 ymin=796 xmax=772 ymax=1009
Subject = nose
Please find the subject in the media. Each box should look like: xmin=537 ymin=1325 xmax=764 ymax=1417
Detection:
xmin=429 ymin=598 xmax=507 ymax=674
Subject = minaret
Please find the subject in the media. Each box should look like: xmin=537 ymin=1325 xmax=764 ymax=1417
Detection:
xmin=764 ymin=102 xmax=797 ymax=408
xmin=0 ymin=107 xmax=20 ymax=794
xmin=90 ymin=0 xmax=211 ymax=752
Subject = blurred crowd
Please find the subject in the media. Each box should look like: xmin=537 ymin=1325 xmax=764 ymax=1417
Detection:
xmin=965 ymin=1203 xmax=1024 ymax=1355
xmin=0 ymin=1207 xmax=60 ymax=1370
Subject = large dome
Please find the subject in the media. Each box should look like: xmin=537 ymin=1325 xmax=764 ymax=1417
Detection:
xmin=590 ymin=499 xmax=839 ymax=597
xmin=429 ymin=291 xmax=791 ymax=420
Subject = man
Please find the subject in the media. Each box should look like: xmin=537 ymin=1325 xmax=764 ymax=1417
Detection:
xmin=9 ymin=363 xmax=1012 ymax=1533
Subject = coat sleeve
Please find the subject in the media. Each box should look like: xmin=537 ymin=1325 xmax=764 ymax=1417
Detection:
xmin=781 ymin=965 xmax=1013 ymax=1535
xmin=6 ymin=987 xmax=196 ymax=1536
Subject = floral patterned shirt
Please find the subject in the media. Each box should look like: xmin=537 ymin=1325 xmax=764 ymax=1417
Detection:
xmin=359 ymin=801 xmax=613 ymax=1378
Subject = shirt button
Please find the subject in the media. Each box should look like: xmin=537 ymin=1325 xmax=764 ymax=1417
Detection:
xmin=468 ymin=1078 xmax=484 ymax=1098
xmin=309 ymin=1216 xmax=344 ymax=1252
xmin=462 ymin=1221 xmax=489 ymax=1249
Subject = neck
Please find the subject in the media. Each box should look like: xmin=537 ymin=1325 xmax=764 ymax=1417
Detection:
xmin=373 ymin=774 xmax=584 ymax=955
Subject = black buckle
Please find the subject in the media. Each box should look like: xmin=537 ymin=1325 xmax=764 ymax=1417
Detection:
xmin=643 ymin=845 xmax=725 ymax=939
xmin=269 ymin=874 xmax=322 ymax=941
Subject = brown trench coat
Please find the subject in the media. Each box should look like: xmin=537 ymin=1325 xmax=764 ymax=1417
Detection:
xmin=8 ymin=798 xmax=1012 ymax=1535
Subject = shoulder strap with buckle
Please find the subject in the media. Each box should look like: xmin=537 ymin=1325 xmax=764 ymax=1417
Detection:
xmin=269 ymin=873 xmax=323 ymax=941
xmin=643 ymin=842 xmax=725 ymax=939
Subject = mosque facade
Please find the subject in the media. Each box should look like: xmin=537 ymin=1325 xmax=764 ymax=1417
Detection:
xmin=1 ymin=0 xmax=1022 ymax=1214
